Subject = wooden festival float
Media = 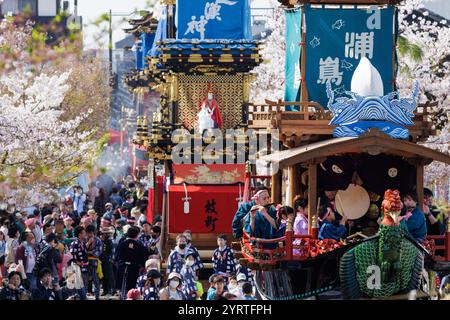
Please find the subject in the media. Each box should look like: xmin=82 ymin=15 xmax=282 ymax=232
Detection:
xmin=128 ymin=0 xmax=450 ymax=299
xmin=129 ymin=0 xmax=266 ymax=278
xmin=237 ymin=0 xmax=450 ymax=300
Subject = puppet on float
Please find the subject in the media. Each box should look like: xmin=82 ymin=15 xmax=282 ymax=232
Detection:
xmin=197 ymin=84 xmax=223 ymax=133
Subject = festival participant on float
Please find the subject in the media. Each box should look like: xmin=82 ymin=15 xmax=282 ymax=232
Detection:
xmin=212 ymin=235 xmax=237 ymax=275
xmin=318 ymin=191 xmax=348 ymax=241
xmin=423 ymin=188 xmax=445 ymax=236
xmin=274 ymin=206 xmax=295 ymax=238
xmin=293 ymin=196 xmax=309 ymax=236
xmin=233 ymin=187 xmax=278 ymax=248
xmin=232 ymin=186 xmax=276 ymax=239
xmin=401 ymin=191 xmax=427 ymax=243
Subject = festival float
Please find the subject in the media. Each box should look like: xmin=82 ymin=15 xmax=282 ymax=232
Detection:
xmin=128 ymin=0 xmax=450 ymax=299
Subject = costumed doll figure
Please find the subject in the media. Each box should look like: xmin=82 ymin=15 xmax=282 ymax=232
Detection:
xmin=197 ymin=88 xmax=223 ymax=134
xmin=340 ymin=189 xmax=425 ymax=299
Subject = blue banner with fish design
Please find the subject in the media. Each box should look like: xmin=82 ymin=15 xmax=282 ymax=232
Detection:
xmin=304 ymin=4 xmax=395 ymax=108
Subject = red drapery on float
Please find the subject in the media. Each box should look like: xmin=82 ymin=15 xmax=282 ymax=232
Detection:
xmin=167 ymin=184 xmax=242 ymax=234
xmin=148 ymin=176 xmax=164 ymax=222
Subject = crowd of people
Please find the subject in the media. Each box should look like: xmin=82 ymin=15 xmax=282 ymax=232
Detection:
xmin=0 ymin=176 xmax=256 ymax=301
xmin=1 ymin=173 xmax=447 ymax=301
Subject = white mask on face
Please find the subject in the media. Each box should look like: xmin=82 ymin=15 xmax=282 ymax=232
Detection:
xmin=186 ymin=259 xmax=195 ymax=267
xmin=169 ymin=280 xmax=179 ymax=289
xmin=228 ymin=284 xmax=237 ymax=291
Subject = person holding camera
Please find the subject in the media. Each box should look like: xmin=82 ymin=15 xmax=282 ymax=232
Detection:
xmin=0 ymin=270 xmax=31 ymax=300
xmin=32 ymin=268 xmax=62 ymax=300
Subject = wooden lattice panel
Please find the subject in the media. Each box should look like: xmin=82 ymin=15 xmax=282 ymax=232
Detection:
xmin=177 ymin=75 xmax=244 ymax=131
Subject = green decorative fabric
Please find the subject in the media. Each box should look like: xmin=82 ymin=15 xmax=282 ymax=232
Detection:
xmin=351 ymin=225 xmax=420 ymax=297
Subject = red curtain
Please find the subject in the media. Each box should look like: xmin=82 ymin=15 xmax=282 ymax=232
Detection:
xmin=167 ymin=185 xmax=242 ymax=234
xmin=147 ymin=176 xmax=164 ymax=222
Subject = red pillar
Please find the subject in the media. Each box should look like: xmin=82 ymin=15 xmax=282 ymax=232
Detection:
xmin=285 ymin=230 xmax=293 ymax=260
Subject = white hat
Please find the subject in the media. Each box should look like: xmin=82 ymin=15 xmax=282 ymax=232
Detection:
xmin=237 ymin=273 xmax=247 ymax=282
xmin=168 ymin=272 xmax=182 ymax=281
xmin=145 ymin=258 xmax=159 ymax=270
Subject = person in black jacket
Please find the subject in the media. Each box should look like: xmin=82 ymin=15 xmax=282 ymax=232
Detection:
xmin=33 ymin=233 xmax=62 ymax=286
xmin=423 ymin=188 xmax=445 ymax=235
xmin=100 ymin=227 xmax=115 ymax=298
xmin=115 ymin=226 xmax=150 ymax=300
xmin=32 ymin=268 xmax=62 ymax=300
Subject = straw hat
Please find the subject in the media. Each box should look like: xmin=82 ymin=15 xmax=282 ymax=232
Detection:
xmin=335 ymin=184 xmax=370 ymax=220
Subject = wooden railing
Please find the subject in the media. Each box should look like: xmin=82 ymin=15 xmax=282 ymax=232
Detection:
xmin=247 ymin=100 xmax=437 ymax=142
xmin=426 ymin=232 xmax=450 ymax=261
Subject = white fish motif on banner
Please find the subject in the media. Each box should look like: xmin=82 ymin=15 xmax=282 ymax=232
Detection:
xmin=332 ymin=19 xmax=345 ymax=30
xmin=341 ymin=59 xmax=354 ymax=71
xmin=310 ymin=36 xmax=320 ymax=48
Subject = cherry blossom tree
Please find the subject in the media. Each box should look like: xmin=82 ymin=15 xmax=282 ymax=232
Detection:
xmin=250 ymin=0 xmax=285 ymax=103
xmin=0 ymin=68 xmax=99 ymax=207
xmin=0 ymin=16 xmax=109 ymax=208
xmin=396 ymin=0 xmax=450 ymax=190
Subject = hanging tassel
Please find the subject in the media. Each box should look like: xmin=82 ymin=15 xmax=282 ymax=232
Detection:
xmin=237 ymin=183 xmax=243 ymax=207
xmin=183 ymin=183 xmax=191 ymax=214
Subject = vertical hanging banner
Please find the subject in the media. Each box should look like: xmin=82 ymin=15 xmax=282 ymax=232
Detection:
xmin=304 ymin=5 xmax=395 ymax=108
xmin=284 ymin=9 xmax=302 ymax=106
xmin=176 ymin=0 xmax=251 ymax=40
xmin=149 ymin=5 xmax=167 ymax=58
xmin=141 ymin=32 xmax=156 ymax=68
